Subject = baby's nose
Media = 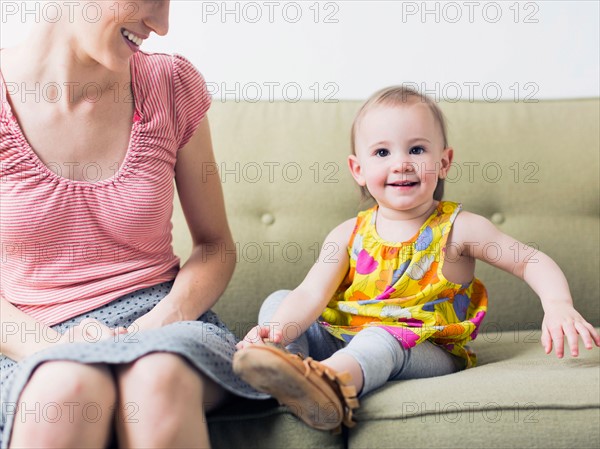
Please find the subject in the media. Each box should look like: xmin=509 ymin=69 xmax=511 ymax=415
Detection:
xmin=392 ymin=160 xmax=417 ymax=173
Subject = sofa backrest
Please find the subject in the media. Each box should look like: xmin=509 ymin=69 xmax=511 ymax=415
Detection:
xmin=172 ymin=99 xmax=600 ymax=336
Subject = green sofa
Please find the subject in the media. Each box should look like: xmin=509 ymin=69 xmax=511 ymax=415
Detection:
xmin=171 ymin=99 xmax=600 ymax=449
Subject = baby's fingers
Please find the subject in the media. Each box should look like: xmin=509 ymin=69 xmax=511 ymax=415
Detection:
xmin=588 ymin=324 xmax=600 ymax=347
xmin=236 ymin=327 xmax=268 ymax=350
xmin=574 ymin=322 xmax=600 ymax=350
xmin=541 ymin=326 xmax=552 ymax=354
xmin=268 ymin=329 xmax=284 ymax=344
xmin=236 ymin=340 xmax=252 ymax=350
xmin=236 ymin=337 xmax=260 ymax=350
xmin=547 ymin=326 xmax=565 ymax=358
xmin=562 ymin=322 xmax=580 ymax=357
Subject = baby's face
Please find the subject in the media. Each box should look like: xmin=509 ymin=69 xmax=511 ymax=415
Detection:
xmin=349 ymin=102 xmax=452 ymax=215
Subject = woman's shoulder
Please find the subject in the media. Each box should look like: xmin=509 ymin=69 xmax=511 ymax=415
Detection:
xmin=131 ymin=51 xmax=210 ymax=126
xmin=129 ymin=51 xmax=174 ymax=95
xmin=133 ymin=51 xmax=200 ymax=76
xmin=130 ymin=51 xmax=196 ymax=90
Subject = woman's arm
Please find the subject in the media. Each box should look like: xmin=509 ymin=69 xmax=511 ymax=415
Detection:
xmin=453 ymin=212 xmax=600 ymax=357
xmin=0 ymin=296 xmax=61 ymax=361
xmin=1 ymin=297 xmax=120 ymax=361
xmin=129 ymin=117 xmax=236 ymax=331
xmin=238 ymin=218 xmax=355 ymax=348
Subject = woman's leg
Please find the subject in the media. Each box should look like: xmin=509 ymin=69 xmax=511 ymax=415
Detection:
xmin=114 ymin=353 xmax=228 ymax=449
xmin=9 ymin=362 xmax=116 ymax=448
xmin=324 ymin=327 xmax=465 ymax=396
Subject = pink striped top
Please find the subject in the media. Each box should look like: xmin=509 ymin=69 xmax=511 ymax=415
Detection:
xmin=0 ymin=51 xmax=211 ymax=326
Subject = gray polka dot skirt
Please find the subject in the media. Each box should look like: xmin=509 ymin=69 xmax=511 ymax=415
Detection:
xmin=0 ymin=280 xmax=268 ymax=448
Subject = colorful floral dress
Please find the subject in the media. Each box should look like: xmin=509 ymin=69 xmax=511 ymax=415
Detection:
xmin=319 ymin=201 xmax=488 ymax=367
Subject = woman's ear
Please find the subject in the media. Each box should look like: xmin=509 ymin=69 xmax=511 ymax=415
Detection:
xmin=439 ymin=147 xmax=454 ymax=179
xmin=348 ymin=155 xmax=366 ymax=186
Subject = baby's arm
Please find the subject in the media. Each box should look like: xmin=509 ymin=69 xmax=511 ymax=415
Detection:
xmin=237 ymin=218 xmax=355 ymax=349
xmin=452 ymin=212 xmax=600 ymax=358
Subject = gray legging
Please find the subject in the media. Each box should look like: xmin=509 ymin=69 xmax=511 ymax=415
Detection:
xmin=259 ymin=290 xmax=467 ymax=397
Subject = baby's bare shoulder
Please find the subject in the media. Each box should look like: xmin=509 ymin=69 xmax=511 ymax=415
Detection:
xmin=450 ymin=210 xmax=497 ymax=246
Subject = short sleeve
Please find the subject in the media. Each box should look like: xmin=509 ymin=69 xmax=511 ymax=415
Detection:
xmin=172 ymin=54 xmax=212 ymax=149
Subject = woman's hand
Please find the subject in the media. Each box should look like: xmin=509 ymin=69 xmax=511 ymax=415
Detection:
xmin=127 ymin=314 xmax=165 ymax=334
xmin=236 ymin=325 xmax=283 ymax=350
xmin=541 ymin=304 xmax=600 ymax=358
xmin=126 ymin=300 xmax=184 ymax=334
xmin=58 ymin=318 xmax=127 ymax=345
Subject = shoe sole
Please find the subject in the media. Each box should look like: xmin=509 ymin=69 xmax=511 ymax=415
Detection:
xmin=233 ymin=346 xmax=343 ymax=430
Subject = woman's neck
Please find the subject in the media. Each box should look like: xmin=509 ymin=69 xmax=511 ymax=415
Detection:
xmin=3 ymin=25 xmax=128 ymax=110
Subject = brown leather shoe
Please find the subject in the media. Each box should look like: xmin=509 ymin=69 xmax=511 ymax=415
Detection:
xmin=232 ymin=343 xmax=359 ymax=433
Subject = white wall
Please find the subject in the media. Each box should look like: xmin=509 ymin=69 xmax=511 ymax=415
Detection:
xmin=2 ymin=1 xmax=598 ymax=101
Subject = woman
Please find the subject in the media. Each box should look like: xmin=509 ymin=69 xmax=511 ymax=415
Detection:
xmin=0 ymin=1 xmax=266 ymax=447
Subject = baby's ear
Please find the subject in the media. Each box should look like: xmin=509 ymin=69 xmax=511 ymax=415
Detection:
xmin=348 ymin=155 xmax=366 ymax=186
xmin=439 ymin=147 xmax=454 ymax=179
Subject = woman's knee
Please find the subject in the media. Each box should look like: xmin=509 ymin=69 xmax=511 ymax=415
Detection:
xmin=114 ymin=352 xmax=225 ymax=442
xmin=24 ymin=361 xmax=116 ymax=405
xmin=12 ymin=362 xmax=115 ymax=446
xmin=117 ymin=353 xmax=202 ymax=402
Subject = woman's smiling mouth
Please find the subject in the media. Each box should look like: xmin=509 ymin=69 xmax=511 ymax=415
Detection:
xmin=121 ymin=29 xmax=144 ymax=49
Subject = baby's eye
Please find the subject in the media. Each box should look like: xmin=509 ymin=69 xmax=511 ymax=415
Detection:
xmin=375 ymin=149 xmax=390 ymax=157
xmin=409 ymin=146 xmax=425 ymax=155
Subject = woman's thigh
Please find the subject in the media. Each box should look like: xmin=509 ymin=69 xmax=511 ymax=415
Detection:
xmin=115 ymin=352 xmax=229 ymax=412
xmin=9 ymin=361 xmax=115 ymax=447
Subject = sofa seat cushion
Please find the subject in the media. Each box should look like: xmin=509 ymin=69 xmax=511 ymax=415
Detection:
xmin=349 ymin=330 xmax=600 ymax=449
xmin=207 ymin=398 xmax=344 ymax=449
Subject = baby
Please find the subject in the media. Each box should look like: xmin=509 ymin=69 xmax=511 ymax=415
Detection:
xmin=233 ymin=86 xmax=600 ymax=433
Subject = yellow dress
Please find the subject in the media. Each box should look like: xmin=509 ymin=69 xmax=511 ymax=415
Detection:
xmin=319 ymin=201 xmax=488 ymax=368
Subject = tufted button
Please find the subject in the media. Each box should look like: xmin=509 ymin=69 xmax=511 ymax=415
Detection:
xmin=491 ymin=212 xmax=505 ymax=225
xmin=261 ymin=213 xmax=275 ymax=225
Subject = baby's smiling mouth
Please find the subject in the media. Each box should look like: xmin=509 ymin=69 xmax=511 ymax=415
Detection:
xmin=387 ymin=180 xmax=419 ymax=187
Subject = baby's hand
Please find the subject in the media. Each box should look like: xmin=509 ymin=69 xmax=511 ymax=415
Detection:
xmin=236 ymin=325 xmax=283 ymax=350
xmin=541 ymin=304 xmax=600 ymax=358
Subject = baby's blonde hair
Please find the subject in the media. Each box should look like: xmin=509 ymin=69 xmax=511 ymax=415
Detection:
xmin=351 ymin=85 xmax=449 ymax=201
